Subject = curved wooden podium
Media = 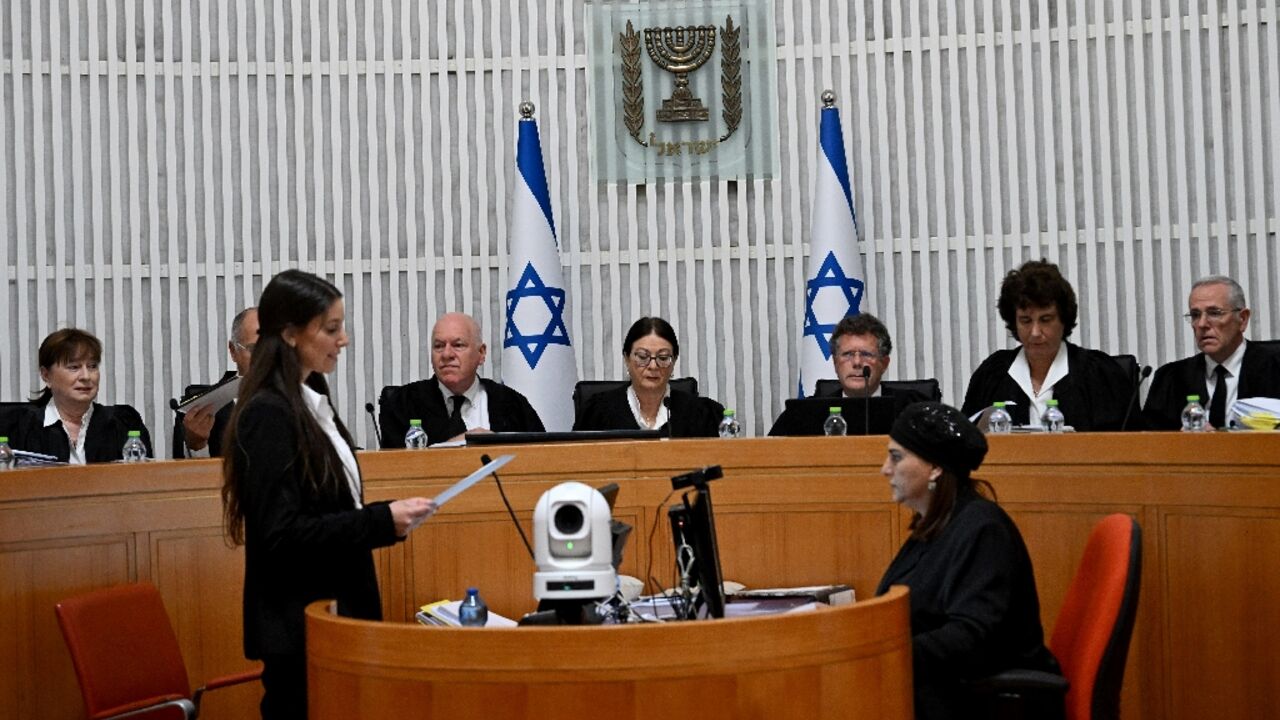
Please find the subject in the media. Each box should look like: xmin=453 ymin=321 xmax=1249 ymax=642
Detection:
xmin=305 ymin=586 xmax=913 ymax=719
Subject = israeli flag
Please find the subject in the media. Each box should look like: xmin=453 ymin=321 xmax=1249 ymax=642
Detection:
xmin=502 ymin=104 xmax=578 ymax=430
xmin=798 ymin=93 xmax=866 ymax=397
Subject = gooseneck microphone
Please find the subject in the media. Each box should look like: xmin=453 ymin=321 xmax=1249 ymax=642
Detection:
xmin=481 ymin=453 xmax=535 ymax=560
xmin=861 ymin=366 xmax=872 ymax=435
xmin=364 ymin=402 xmax=383 ymax=448
xmin=1120 ymin=365 xmax=1153 ymax=431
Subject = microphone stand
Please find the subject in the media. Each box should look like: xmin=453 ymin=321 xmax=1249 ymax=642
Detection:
xmin=861 ymin=366 xmax=872 ymax=435
xmin=364 ymin=402 xmax=383 ymax=448
xmin=1120 ymin=366 xmax=1153 ymax=431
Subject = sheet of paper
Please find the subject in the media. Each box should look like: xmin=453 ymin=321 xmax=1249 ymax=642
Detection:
xmin=176 ymin=376 xmax=241 ymax=414
xmin=432 ymin=453 xmax=514 ymax=506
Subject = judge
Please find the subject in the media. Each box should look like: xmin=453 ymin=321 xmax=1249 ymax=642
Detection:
xmin=769 ymin=313 xmax=926 ymax=435
xmin=961 ymin=260 xmax=1137 ymax=431
xmin=574 ymin=316 xmax=724 ymax=437
xmin=173 ymin=307 xmax=259 ymax=458
xmin=8 ymin=328 xmax=152 ymax=463
xmin=379 ymin=312 xmax=544 ymax=447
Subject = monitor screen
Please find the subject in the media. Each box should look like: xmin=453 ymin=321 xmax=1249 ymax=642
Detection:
xmin=668 ymin=485 xmax=726 ymax=619
xmin=465 ymin=429 xmax=663 ymax=445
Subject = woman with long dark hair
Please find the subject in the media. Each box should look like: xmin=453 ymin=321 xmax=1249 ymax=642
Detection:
xmin=221 ymin=269 xmax=436 ymax=719
xmin=875 ymin=402 xmax=1060 ymax=719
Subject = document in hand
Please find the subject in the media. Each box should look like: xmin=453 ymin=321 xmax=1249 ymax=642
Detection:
xmin=176 ymin=375 xmax=240 ymax=414
xmin=432 ymin=453 xmax=515 ymax=506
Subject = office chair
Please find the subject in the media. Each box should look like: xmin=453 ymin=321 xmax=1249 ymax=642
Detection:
xmin=572 ymin=377 xmax=699 ymax=419
xmin=1110 ymin=354 xmax=1140 ymax=386
xmin=976 ymin=514 xmax=1142 ymax=720
xmin=813 ymin=377 xmax=942 ymax=401
xmin=55 ymin=582 xmax=262 ymax=720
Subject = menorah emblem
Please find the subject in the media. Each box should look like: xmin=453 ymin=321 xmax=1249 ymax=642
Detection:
xmin=643 ymin=25 xmax=717 ymax=122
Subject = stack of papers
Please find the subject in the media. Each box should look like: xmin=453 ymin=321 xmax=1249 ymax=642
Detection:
xmin=415 ymin=599 xmax=516 ymax=628
xmin=1228 ymin=397 xmax=1280 ymax=430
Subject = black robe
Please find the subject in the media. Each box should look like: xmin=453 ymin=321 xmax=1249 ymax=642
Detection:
xmin=171 ymin=370 xmax=237 ymax=459
xmin=767 ymin=384 xmax=926 ymax=436
xmin=961 ymin=342 xmax=1138 ymax=431
xmin=1142 ymin=342 xmax=1280 ymax=430
xmin=876 ymin=488 xmax=1060 ymax=720
xmin=573 ymin=385 xmax=725 ymax=438
xmin=6 ymin=400 xmax=153 ymax=463
xmin=378 ymin=376 xmax=545 ymax=448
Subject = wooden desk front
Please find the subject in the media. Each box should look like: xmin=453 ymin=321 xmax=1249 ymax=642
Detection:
xmin=1 ymin=433 xmax=1277 ymax=719
xmin=304 ymin=587 xmax=913 ymax=719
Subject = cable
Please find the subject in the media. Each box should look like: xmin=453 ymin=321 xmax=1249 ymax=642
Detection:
xmin=480 ymin=453 xmax=534 ymax=560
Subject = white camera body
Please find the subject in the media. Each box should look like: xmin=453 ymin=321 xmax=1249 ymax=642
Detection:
xmin=533 ymin=482 xmax=616 ymax=600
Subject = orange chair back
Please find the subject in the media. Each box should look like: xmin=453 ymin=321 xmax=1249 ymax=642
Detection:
xmin=55 ymin=582 xmax=193 ymax=720
xmin=1050 ymin=514 xmax=1142 ymax=720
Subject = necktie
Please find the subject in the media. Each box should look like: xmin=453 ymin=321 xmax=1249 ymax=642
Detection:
xmin=449 ymin=394 xmax=467 ymax=433
xmin=1208 ymin=364 xmax=1228 ymax=428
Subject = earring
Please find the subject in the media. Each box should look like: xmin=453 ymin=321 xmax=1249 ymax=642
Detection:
xmin=927 ymin=480 xmax=937 ymax=491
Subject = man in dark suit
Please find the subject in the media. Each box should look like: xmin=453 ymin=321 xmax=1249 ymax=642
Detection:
xmin=379 ymin=312 xmax=544 ymax=447
xmin=770 ymin=313 xmax=925 ymax=435
xmin=173 ymin=307 xmax=258 ymax=458
xmin=1144 ymin=275 xmax=1280 ymax=430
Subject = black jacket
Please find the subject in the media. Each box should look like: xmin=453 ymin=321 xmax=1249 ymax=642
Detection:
xmin=876 ymin=488 xmax=1060 ymax=719
xmin=767 ymin=384 xmax=926 ymax=436
xmin=378 ymin=376 xmax=544 ymax=448
xmin=1142 ymin=342 xmax=1280 ymax=430
xmin=573 ymin=385 xmax=725 ymax=438
xmin=232 ymin=388 xmax=399 ymax=658
xmin=961 ymin=342 xmax=1138 ymax=431
xmin=6 ymin=399 xmax=152 ymax=463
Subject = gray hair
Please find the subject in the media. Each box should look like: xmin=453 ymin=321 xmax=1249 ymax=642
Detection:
xmin=230 ymin=306 xmax=257 ymax=345
xmin=1191 ymin=276 xmax=1247 ymax=310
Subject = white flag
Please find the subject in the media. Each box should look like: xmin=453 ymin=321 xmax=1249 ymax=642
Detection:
xmin=798 ymin=96 xmax=866 ymax=397
xmin=502 ymin=108 xmax=578 ymax=430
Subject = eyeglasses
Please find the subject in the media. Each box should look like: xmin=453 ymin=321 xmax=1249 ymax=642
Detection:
xmin=630 ymin=350 xmax=675 ymax=368
xmin=836 ymin=349 xmax=882 ymax=363
xmin=233 ymin=341 xmax=257 ymax=354
xmin=1183 ymin=307 xmax=1241 ymax=324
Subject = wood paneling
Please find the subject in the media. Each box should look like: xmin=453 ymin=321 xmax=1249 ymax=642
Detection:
xmin=1 ymin=433 xmax=1278 ymax=719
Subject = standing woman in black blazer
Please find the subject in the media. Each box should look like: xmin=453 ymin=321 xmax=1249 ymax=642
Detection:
xmin=7 ymin=328 xmax=151 ymax=463
xmin=573 ymin=316 xmax=724 ymax=437
xmin=221 ymin=270 xmax=436 ymax=720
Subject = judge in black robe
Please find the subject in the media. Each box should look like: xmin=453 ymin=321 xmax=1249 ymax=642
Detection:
xmin=379 ymin=376 xmax=544 ymax=447
xmin=8 ymin=400 xmax=152 ymax=463
xmin=573 ymin=384 xmax=724 ymax=438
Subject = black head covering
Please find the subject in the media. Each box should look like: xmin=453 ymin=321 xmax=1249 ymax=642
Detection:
xmin=890 ymin=402 xmax=988 ymax=479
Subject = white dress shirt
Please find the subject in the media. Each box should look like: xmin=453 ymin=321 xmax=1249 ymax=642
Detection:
xmin=1205 ymin=339 xmax=1248 ymax=413
xmin=1008 ymin=342 xmax=1070 ymax=426
xmin=300 ymin=383 xmax=362 ymax=509
xmin=44 ymin=401 xmax=93 ymax=465
xmin=626 ymin=385 xmax=670 ymax=429
xmin=437 ymin=377 xmax=491 ymax=431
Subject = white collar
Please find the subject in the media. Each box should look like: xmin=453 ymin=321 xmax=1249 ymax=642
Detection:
xmin=627 ymin=385 xmax=670 ymax=430
xmin=1205 ymin=339 xmax=1247 ymax=379
xmin=299 ymin=382 xmax=327 ymax=413
xmin=44 ymin=400 xmax=94 ymax=428
xmin=437 ymin=376 xmax=481 ymax=403
xmin=1009 ymin=341 xmax=1071 ymax=399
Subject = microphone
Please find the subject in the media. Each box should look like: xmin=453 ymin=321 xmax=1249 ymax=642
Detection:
xmin=1120 ymin=365 xmax=1153 ymax=431
xmin=364 ymin=402 xmax=383 ymax=448
xmin=861 ymin=366 xmax=872 ymax=435
xmin=481 ymin=453 xmax=535 ymax=560
xmin=663 ymin=396 xmax=673 ymax=439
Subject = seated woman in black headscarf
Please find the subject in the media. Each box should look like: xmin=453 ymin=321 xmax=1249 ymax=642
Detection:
xmin=573 ymin=317 xmax=724 ymax=437
xmin=876 ymin=402 xmax=1060 ymax=720
xmin=961 ymin=259 xmax=1136 ymax=430
xmin=7 ymin=328 xmax=152 ymax=463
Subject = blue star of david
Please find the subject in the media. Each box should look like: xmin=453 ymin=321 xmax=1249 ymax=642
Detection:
xmin=504 ymin=262 xmax=571 ymax=369
xmin=803 ymin=251 xmax=864 ymax=360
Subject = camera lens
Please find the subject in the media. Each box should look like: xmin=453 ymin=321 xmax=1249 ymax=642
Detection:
xmin=554 ymin=503 xmax=584 ymax=534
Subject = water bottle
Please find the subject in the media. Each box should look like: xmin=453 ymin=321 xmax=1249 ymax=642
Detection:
xmin=717 ymin=409 xmax=741 ymax=438
xmin=405 ymin=418 xmax=429 ymax=449
xmin=458 ymin=587 xmax=488 ymax=627
xmin=1181 ymin=395 xmax=1207 ymax=432
xmin=823 ymin=407 xmax=848 ymax=436
xmin=121 ymin=431 xmax=148 ymax=463
xmin=1041 ymin=399 xmax=1065 ymax=433
xmin=0 ymin=437 xmax=14 ymax=471
xmin=987 ymin=402 xmax=1012 ymax=434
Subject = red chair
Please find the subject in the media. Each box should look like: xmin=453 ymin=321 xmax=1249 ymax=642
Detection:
xmin=55 ymin=582 xmax=262 ymax=719
xmin=978 ymin=514 xmax=1143 ymax=720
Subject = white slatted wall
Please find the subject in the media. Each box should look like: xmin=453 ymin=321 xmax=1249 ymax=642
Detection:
xmin=2 ymin=0 xmax=1277 ymax=452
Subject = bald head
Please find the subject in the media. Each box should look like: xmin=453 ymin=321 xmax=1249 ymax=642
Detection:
xmin=431 ymin=312 xmax=487 ymax=395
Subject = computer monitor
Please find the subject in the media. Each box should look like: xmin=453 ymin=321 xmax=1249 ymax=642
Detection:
xmin=667 ymin=468 xmax=727 ymax=619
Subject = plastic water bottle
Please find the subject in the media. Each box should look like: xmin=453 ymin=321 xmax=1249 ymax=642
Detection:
xmin=1041 ymin=399 xmax=1065 ymax=433
xmin=823 ymin=407 xmax=848 ymax=436
xmin=121 ymin=431 xmax=148 ymax=463
xmin=717 ymin=409 xmax=741 ymax=438
xmin=405 ymin=418 xmax=429 ymax=449
xmin=0 ymin=437 xmax=14 ymax=471
xmin=1181 ymin=395 xmax=1208 ymax=432
xmin=987 ymin=402 xmax=1012 ymax=434
xmin=458 ymin=587 xmax=488 ymax=627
